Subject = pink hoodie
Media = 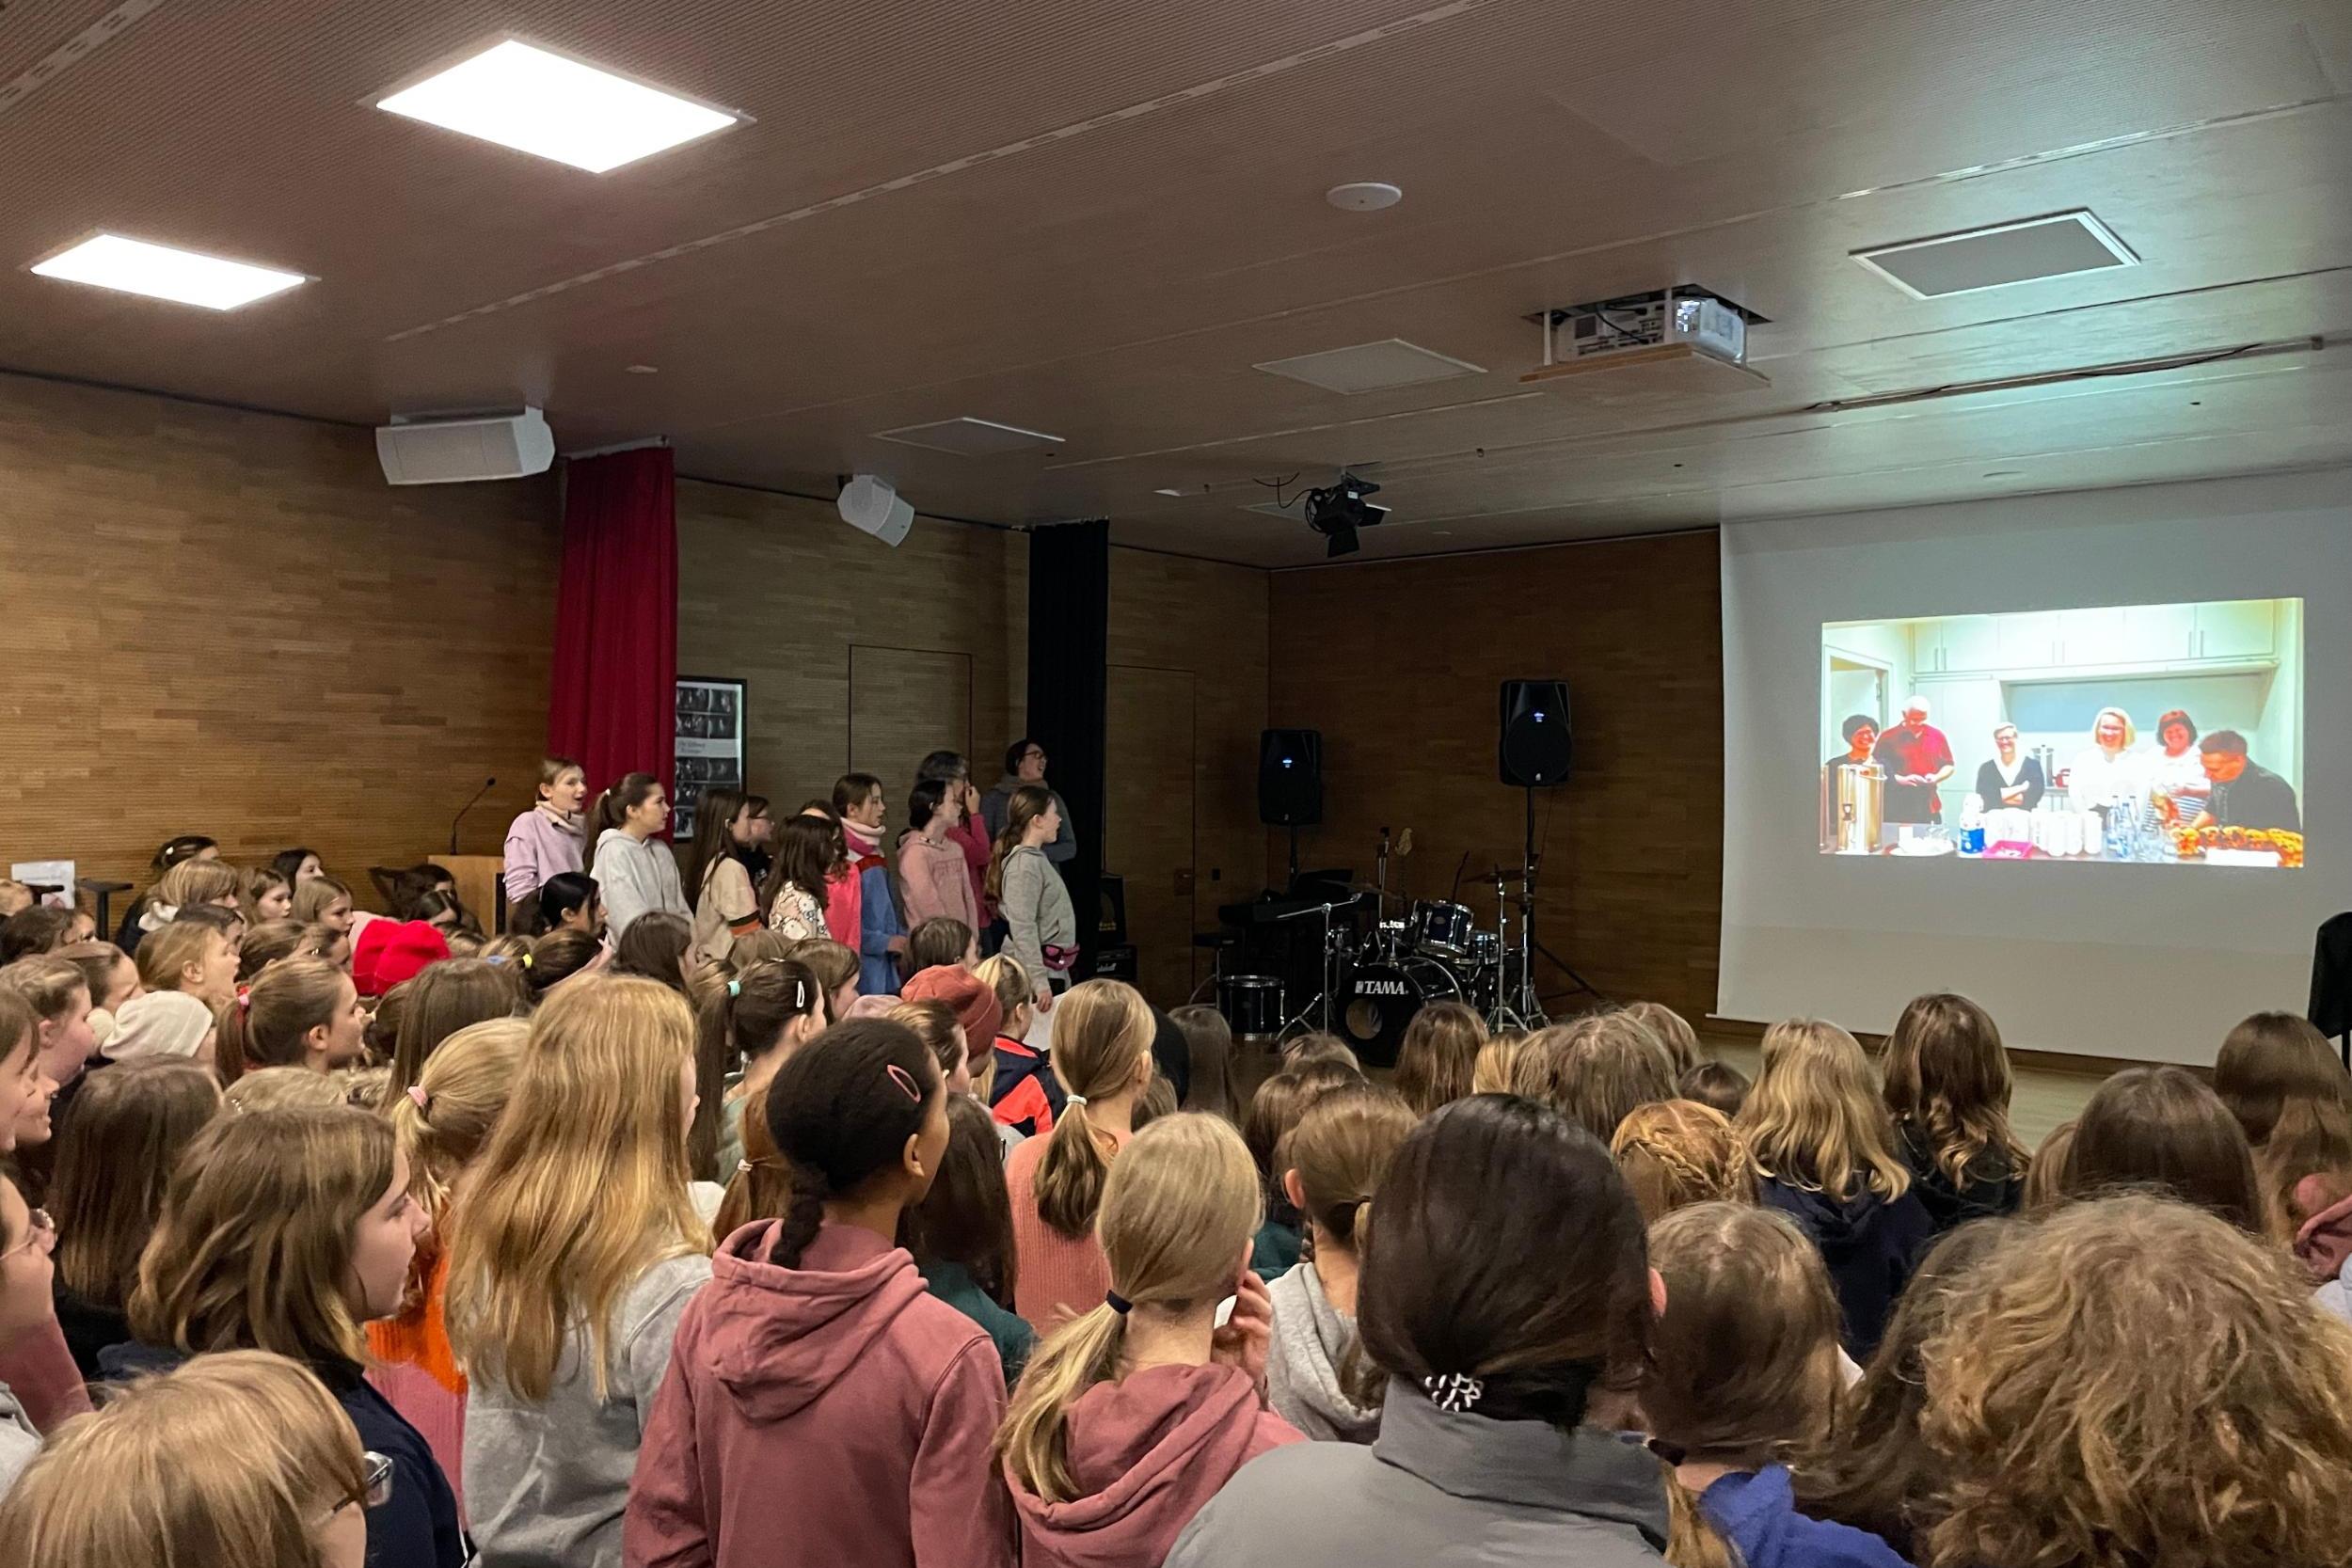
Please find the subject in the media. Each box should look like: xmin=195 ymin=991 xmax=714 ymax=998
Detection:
xmin=1007 ymin=1363 xmax=1302 ymax=1568
xmin=624 ymin=1222 xmax=1014 ymax=1568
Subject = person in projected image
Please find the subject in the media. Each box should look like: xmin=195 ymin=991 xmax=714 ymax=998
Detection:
xmin=2066 ymin=706 xmax=2144 ymax=810
xmin=1827 ymin=714 xmax=1882 ymax=776
xmin=1872 ymin=697 xmax=1955 ymax=824
xmin=1971 ymin=722 xmax=2045 ymax=812
xmin=2188 ymin=730 xmax=2300 ymax=834
xmin=2145 ymin=707 xmax=2213 ymax=824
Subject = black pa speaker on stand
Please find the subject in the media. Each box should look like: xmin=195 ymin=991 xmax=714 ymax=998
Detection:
xmin=1259 ymin=728 xmax=1323 ymax=886
xmin=1493 ymin=681 xmax=1597 ymax=1024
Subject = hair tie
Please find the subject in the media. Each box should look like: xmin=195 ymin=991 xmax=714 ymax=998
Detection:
xmin=520 ymin=951 xmax=532 ymax=969
xmin=727 ymin=978 xmax=741 ymax=998
xmin=1104 ymin=1290 xmax=1132 ymax=1315
xmin=406 ymin=1085 xmax=430 ymax=1112
xmin=737 ymin=1159 xmax=753 ymax=1175
xmin=1422 ymin=1373 xmax=1485 ymax=1414
xmin=236 ymin=988 xmax=253 ymax=1012
xmin=1065 ymin=1094 xmax=1088 ymax=1108
xmin=884 ymin=1063 xmax=923 ymax=1103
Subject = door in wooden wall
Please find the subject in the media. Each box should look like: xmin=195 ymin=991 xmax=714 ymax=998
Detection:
xmin=1105 ymin=666 xmax=1196 ymax=1009
xmin=849 ymin=647 xmax=972 ymax=796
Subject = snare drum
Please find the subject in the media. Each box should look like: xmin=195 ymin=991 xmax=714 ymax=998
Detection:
xmin=1339 ymin=958 xmax=1461 ymax=1067
xmin=1216 ymin=974 xmax=1284 ymax=1040
xmin=1406 ymin=899 xmax=1476 ymax=960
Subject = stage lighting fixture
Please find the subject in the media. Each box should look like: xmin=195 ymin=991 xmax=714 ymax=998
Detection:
xmin=1303 ymin=473 xmax=1389 ymax=559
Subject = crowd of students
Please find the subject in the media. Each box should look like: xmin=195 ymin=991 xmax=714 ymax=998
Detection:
xmin=1 ymin=759 xmax=2350 ymax=1568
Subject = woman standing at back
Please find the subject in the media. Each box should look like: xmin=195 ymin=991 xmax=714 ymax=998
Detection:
xmin=445 ymin=976 xmax=713 ymax=1568
xmin=589 ymin=773 xmax=689 ymax=939
xmin=503 ymin=758 xmax=588 ymax=937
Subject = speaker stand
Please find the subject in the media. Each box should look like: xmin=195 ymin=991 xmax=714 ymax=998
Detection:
xmin=1285 ymin=822 xmax=1301 ymax=890
xmin=1505 ymin=785 xmax=1601 ymax=1024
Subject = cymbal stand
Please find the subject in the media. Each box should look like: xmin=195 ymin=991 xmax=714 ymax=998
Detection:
xmin=1275 ymin=898 xmax=1348 ymax=1042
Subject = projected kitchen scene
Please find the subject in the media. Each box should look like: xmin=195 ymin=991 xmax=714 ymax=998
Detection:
xmin=1820 ymin=598 xmax=2304 ymax=867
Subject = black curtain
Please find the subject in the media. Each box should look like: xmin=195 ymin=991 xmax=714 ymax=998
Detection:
xmin=1025 ymin=520 xmax=1108 ymax=974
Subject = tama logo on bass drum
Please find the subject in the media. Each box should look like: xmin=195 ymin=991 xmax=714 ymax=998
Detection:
xmin=1355 ymin=980 xmax=1410 ymax=995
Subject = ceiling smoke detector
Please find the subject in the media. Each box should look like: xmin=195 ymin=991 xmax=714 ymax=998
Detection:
xmin=1326 ymin=181 xmax=1402 ymax=212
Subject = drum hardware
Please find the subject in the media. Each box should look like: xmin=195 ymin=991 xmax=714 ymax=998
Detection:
xmin=1495 ymin=784 xmax=1600 ymax=1030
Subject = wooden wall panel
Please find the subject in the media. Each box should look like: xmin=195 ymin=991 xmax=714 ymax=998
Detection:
xmin=1105 ymin=666 xmax=1196 ymax=1006
xmin=1267 ymin=531 xmax=1724 ymax=1025
xmin=849 ymin=646 xmax=971 ymax=791
xmin=677 ymin=483 xmax=1023 ymax=828
xmin=0 ymin=372 xmax=559 ymax=905
xmin=1105 ymin=548 xmax=1270 ymax=1006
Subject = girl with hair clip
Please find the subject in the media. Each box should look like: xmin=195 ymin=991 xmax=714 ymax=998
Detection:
xmin=1391 ymin=1001 xmax=1486 ymax=1117
xmin=625 ymin=1019 xmax=1013 ymax=1568
xmin=1244 ymin=1060 xmax=1361 ymax=1282
xmin=783 ymin=937 xmax=863 ymax=1028
xmin=378 ymin=958 xmax=524 ymax=1113
xmin=1508 ymin=1009 xmax=1677 ymax=1145
xmin=1267 ymin=1082 xmax=1417 ymax=1442
xmin=294 ymin=875 xmax=356 ymax=934
xmin=761 ymin=814 xmax=839 ymax=944
xmin=988 ymin=786 xmax=1076 ymax=1014
xmin=909 ymin=1093 xmax=1035 ymax=1384
xmin=1622 ymin=1000 xmax=1703 ymax=1077
xmin=684 ymin=786 xmax=764 ymax=966
xmin=1910 ymin=1196 xmax=2352 ymax=1568
xmin=522 ymin=927 xmax=605 ymax=1002
xmin=1005 ymin=979 xmax=1157 ymax=1328
xmin=503 ymin=756 xmax=588 ymax=936
xmin=588 ymin=772 xmax=688 ymax=938
xmin=1168 ymin=1005 xmax=1243 ymax=1123
xmin=445 ymin=976 xmax=713 ymax=1568
xmin=214 ymin=956 xmax=369 ymax=1082
xmin=241 ymin=865 xmax=294 ymax=925
xmin=1882 ymin=993 xmax=2029 ymax=1233
xmin=1645 ymin=1203 xmax=1910 ymax=1568
xmin=535 ymin=870 xmax=603 ymax=938
xmin=47 ymin=1059 xmax=221 ymax=1379
xmin=1168 ymin=1095 xmax=1670 ymax=1568
xmin=372 ymin=1017 xmax=529 ymax=1517
xmin=1611 ymin=1099 xmax=1756 ymax=1224
xmin=103 ymin=1107 xmax=460 ymax=1567
xmin=136 ymin=918 xmax=238 ymax=1012
xmin=1001 ymin=1113 xmax=1299 ymax=1562
xmin=1738 ymin=1019 xmax=1931 ymax=1358
xmin=1795 ymin=1220 xmax=2013 ymax=1560
xmin=699 ymin=958 xmax=827 ymax=1181
xmin=2058 ymin=1064 xmax=2265 ymax=1233
xmin=0 ymin=1349 xmax=378 ymax=1568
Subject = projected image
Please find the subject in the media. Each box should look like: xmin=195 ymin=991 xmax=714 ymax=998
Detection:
xmin=1820 ymin=599 xmax=2303 ymax=867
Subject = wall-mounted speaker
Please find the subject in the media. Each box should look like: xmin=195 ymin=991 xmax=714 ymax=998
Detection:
xmin=1258 ymin=728 xmax=1324 ymax=826
xmin=1499 ymin=680 xmax=1572 ymax=787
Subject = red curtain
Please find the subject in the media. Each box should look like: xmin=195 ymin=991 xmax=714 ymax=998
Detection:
xmin=548 ymin=448 xmax=677 ymax=816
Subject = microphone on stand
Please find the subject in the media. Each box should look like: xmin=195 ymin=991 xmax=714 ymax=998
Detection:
xmin=450 ymin=776 xmax=497 ymax=855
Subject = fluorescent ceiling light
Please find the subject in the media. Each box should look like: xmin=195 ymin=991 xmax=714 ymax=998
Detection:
xmin=376 ymin=40 xmax=740 ymax=173
xmin=30 ymin=233 xmax=306 ymax=309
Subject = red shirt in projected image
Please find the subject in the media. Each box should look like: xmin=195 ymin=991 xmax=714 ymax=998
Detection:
xmin=1872 ymin=722 xmax=1956 ymax=822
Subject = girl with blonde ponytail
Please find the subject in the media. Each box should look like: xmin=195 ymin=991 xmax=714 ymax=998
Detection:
xmin=444 ymin=976 xmax=712 ymax=1568
xmin=1004 ymin=979 xmax=1156 ymax=1328
xmin=999 ymin=1113 xmax=1300 ymax=1562
xmin=1265 ymin=1083 xmax=1416 ymax=1442
xmin=625 ymin=1019 xmax=1014 ymax=1568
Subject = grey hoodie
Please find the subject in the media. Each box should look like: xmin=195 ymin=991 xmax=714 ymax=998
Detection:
xmin=591 ymin=828 xmax=689 ymax=938
xmin=1265 ymin=1260 xmax=1379 ymax=1443
xmin=0 ymin=1381 xmax=39 ymax=1497
xmin=999 ymin=845 xmax=1077 ymax=995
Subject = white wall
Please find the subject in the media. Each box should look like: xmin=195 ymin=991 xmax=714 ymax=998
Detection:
xmin=1722 ymin=469 xmax=2344 ymax=1066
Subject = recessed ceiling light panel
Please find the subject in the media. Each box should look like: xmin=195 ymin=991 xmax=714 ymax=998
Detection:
xmin=1852 ymin=210 xmax=2137 ymax=299
xmin=1255 ymin=338 xmax=1485 ymax=395
xmin=375 ymin=40 xmax=742 ymax=173
xmin=29 ymin=233 xmax=306 ymax=309
xmin=873 ymin=417 xmax=1064 ymax=456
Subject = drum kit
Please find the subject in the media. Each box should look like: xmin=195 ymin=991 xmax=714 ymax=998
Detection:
xmin=1208 ymin=831 xmax=1544 ymax=1067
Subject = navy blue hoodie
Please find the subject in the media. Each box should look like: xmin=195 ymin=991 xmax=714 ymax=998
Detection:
xmin=101 ymin=1340 xmax=466 ymax=1568
xmin=1758 ymin=1178 xmax=1932 ymax=1359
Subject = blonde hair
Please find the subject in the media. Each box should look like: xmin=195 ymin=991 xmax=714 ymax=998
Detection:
xmin=1508 ymin=1010 xmax=1677 ymax=1144
xmin=1034 ymin=979 xmax=1155 ymax=1239
xmin=387 ymin=1017 xmax=528 ymax=1221
xmin=291 ymin=877 xmax=350 ymax=927
xmin=1914 ymin=1196 xmax=2352 ymax=1568
xmin=1738 ymin=1018 xmax=1910 ymax=1201
xmin=135 ymin=920 xmax=225 ymax=996
xmin=712 ymin=1084 xmax=792 ymax=1239
xmin=1393 ymin=1001 xmax=1486 ymax=1116
xmin=214 ymin=956 xmax=348 ymax=1075
xmin=2089 ymin=705 xmax=2137 ymax=749
xmin=1883 ymin=992 xmax=2027 ymax=1187
xmin=0 ymin=1350 xmax=369 ymax=1568
xmin=1622 ymin=1001 xmax=1701 ymax=1076
xmin=1470 ymin=1032 xmax=1527 ymax=1095
xmin=888 ymin=999 xmax=966 ymax=1084
xmin=222 ymin=1065 xmax=350 ymax=1114
xmin=0 ymin=953 xmax=87 ymax=1022
xmin=1611 ymin=1100 xmax=1756 ymax=1222
xmin=130 ymin=1107 xmax=394 ymax=1366
xmin=2021 ymin=1119 xmax=2077 ymax=1212
xmin=444 ymin=975 xmax=708 ymax=1402
xmin=974 ymin=954 xmax=1031 ymax=1029
xmin=155 ymin=859 xmax=239 ymax=913
xmin=1283 ymin=1082 xmax=1415 ymax=1253
xmin=998 ymin=1113 xmax=1261 ymax=1501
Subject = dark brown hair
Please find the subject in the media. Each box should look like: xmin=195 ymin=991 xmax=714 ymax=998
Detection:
xmin=1882 ymin=992 xmax=2026 ymax=1187
xmin=903 ymin=1093 xmax=1019 ymax=1309
xmin=612 ymin=911 xmax=693 ymax=994
xmin=831 ymin=773 xmax=882 ymax=816
xmin=1357 ymin=1095 xmax=1650 ymax=1424
xmin=1168 ymin=1005 xmax=1242 ymax=1122
xmin=51 ymin=1060 xmax=222 ymax=1311
xmin=1393 ymin=1001 xmax=1486 ymax=1117
xmin=235 ymin=919 xmax=311 ymax=984
xmin=1646 ymin=1202 xmax=1841 ymax=1464
xmin=691 ymin=959 xmax=822 ymax=1182
xmin=905 ymin=917 xmax=975 ymax=977
xmin=590 ymin=771 xmax=663 ymax=837
xmin=760 ymin=816 xmax=841 ymax=917
xmin=1677 ymin=1059 xmax=1750 ymax=1118
xmin=523 ymin=927 xmax=602 ymax=997
xmin=681 ymin=786 xmax=746 ymax=903
xmin=382 ymin=958 xmax=524 ymax=1111
xmin=2064 ymin=1065 xmax=2264 ymax=1234
xmin=762 ymin=1021 xmax=941 ymax=1269
xmin=1 ymin=906 xmax=73 ymax=964
xmin=2214 ymin=1011 xmax=2349 ymax=1147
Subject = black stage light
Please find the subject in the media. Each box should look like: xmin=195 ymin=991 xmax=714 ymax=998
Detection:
xmin=1303 ymin=473 xmax=1389 ymax=558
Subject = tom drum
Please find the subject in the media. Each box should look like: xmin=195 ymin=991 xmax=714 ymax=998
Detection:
xmin=1216 ymin=974 xmax=1284 ymax=1040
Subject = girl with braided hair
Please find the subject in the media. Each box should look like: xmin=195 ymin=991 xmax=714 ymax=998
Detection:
xmin=625 ymin=1019 xmax=1013 ymax=1568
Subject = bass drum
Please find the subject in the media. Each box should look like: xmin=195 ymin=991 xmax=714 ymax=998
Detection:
xmin=1338 ymin=958 xmax=1461 ymax=1069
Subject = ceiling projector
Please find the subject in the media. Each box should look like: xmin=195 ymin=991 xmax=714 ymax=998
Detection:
xmin=1303 ymin=473 xmax=1389 ymax=558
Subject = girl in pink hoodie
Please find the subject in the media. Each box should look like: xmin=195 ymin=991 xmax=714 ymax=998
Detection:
xmin=997 ymin=1113 xmax=1302 ymax=1568
xmin=625 ymin=1018 xmax=1015 ymax=1568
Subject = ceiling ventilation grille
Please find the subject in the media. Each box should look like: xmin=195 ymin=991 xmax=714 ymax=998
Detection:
xmin=1255 ymin=339 xmax=1486 ymax=394
xmin=873 ymin=417 xmax=1063 ymax=456
xmin=1852 ymin=211 xmax=2137 ymax=299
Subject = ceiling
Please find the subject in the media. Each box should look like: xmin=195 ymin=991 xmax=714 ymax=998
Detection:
xmin=2 ymin=0 xmax=2348 ymax=566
